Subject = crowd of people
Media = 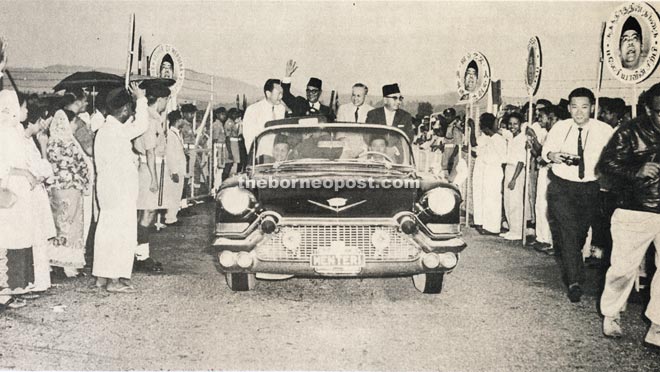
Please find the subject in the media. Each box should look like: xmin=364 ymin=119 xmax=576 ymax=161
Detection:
xmin=0 ymin=47 xmax=212 ymax=306
xmin=463 ymin=87 xmax=660 ymax=347
xmin=1 ymin=51 xmax=659 ymax=349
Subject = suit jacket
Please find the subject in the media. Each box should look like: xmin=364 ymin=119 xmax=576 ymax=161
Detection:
xmin=365 ymin=107 xmax=415 ymax=141
xmin=281 ymin=82 xmax=335 ymax=122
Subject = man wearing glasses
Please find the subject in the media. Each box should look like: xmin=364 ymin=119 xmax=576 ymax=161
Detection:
xmin=365 ymin=83 xmax=415 ymax=141
xmin=282 ymin=59 xmax=334 ymax=121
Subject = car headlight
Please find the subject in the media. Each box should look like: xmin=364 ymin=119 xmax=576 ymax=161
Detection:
xmin=218 ymin=187 xmax=254 ymax=215
xmin=426 ymin=188 xmax=456 ymax=215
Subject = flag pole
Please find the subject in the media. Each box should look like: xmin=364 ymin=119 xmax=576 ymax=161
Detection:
xmin=594 ymin=22 xmax=606 ymax=118
xmin=124 ymin=14 xmax=135 ymax=89
xmin=522 ymin=93 xmax=534 ymax=245
xmin=464 ymin=99 xmax=471 ymax=229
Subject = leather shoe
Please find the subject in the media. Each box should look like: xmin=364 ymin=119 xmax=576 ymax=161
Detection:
xmin=568 ymin=283 xmax=582 ymax=303
xmin=134 ymin=257 xmax=164 ymax=273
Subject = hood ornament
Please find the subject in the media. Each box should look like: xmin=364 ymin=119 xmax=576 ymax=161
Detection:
xmin=308 ymin=198 xmax=367 ymax=213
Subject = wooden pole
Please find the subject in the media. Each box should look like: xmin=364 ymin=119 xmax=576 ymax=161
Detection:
xmin=632 ymin=85 xmax=638 ymax=119
xmin=464 ymin=100 xmax=472 ymax=229
xmin=210 ymin=77 xmax=215 ymax=196
xmin=594 ymin=22 xmax=606 ymax=118
xmin=124 ymin=14 xmax=135 ymax=89
xmin=137 ymin=36 xmax=143 ymax=76
xmin=522 ymin=94 xmax=534 ymax=245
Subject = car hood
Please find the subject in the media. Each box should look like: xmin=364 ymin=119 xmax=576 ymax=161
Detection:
xmin=250 ymin=170 xmax=417 ymax=218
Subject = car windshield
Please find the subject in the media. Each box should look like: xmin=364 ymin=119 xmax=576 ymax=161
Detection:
xmin=254 ymin=125 xmax=412 ymax=166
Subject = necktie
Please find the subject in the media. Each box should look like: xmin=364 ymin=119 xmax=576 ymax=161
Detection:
xmin=354 ymin=107 xmax=359 ymax=122
xmin=577 ymin=128 xmax=584 ymax=179
xmin=272 ymin=106 xmax=276 ymax=120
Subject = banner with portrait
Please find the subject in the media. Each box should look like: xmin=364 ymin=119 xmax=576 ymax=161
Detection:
xmin=456 ymin=51 xmax=491 ymax=103
xmin=149 ymin=44 xmax=186 ymax=95
xmin=603 ymin=2 xmax=660 ymax=84
xmin=526 ymin=36 xmax=542 ymax=96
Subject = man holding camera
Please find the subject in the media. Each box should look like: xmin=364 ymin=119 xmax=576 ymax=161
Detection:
xmin=542 ymin=88 xmax=614 ymax=303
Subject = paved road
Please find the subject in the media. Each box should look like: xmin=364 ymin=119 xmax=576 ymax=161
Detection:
xmin=1 ymin=202 xmax=659 ymax=371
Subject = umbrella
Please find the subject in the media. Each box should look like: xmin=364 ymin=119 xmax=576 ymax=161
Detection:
xmin=53 ymin=71 xmax=123 ymax=92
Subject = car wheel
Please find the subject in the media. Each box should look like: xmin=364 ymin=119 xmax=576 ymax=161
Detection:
xmin=412 ymin=273 xmax=444 ymax=294
xmin=225 ymin=273 xmax=256 ymax=291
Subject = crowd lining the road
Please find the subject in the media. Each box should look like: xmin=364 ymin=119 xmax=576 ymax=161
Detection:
xmin=1 ymin=51 xmax=660 ymax=352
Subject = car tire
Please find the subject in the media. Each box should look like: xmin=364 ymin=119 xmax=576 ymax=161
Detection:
xmin=225 ymin=273 xmax=256 ymax=291
xmin=412 ymin=273 xmax=444 ymax=294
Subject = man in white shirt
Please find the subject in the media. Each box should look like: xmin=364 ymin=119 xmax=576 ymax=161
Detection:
xmin=473 ymin=113 xmax=507 ymax=235
xmin=336 ymin=83 xmax=374 ymax=123
xmin=93 ymin=83 xmax=148 ymax=293
xmin=542 ymin=88 xmax=614 ymax=302
xmin=242 ymin=79 xmax=286 ymax=152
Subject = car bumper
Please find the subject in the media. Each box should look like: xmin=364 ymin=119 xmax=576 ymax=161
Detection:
xmin=213 ymin=219 xmax=465 ymax=276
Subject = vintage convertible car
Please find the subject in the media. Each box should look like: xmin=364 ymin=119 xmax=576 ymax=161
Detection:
xmin=213 ymin=118 xmax=466 ymax=293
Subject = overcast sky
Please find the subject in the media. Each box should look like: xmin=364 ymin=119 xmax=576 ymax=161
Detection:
xmin=2 ymin=1 xmax=657 ymax=102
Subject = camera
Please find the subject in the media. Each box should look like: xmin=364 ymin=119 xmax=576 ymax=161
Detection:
xmin=564 ymin=155 xmax=581 ymax=166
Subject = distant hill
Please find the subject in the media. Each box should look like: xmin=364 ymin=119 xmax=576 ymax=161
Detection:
xmin=8 ymin=64 xmax=263 ymax=108
xmin=10 ymin=64 xmax=526 ymax=114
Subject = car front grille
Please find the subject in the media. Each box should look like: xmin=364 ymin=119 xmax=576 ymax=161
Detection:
xmin=256 ymin=224 xmax=420 ymax=262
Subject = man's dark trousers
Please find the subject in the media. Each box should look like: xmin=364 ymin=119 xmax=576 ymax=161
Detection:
xmin=547 ymin=171 xmax=600 ymax=287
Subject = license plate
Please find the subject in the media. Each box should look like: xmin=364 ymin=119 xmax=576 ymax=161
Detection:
xmin=311 ymin=241 xmax=365 ymax=274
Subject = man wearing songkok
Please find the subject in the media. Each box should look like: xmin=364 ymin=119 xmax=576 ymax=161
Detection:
xmin=365 ymin=83 xmax=415 ymax=141
xmin=282 ymin=59 xmax=334 ymax=121
xmin=163 ymin=110 xmax=187 ymax=226
xmin=336 ymin=83 xmax=374 ymax=123
xmin=542 ymin=88 xmax=614 ymax=303
xmin=133 ymin=83 xmax=170 ymax=273
xmin=620 ymin=16 xmax=643 ymax=70
xmin=92 ymin=84 xmax=148 ymax=293
xmin=599 ymin=83 xmax=660 ymax=347
xmin=242 ymin=78 xmax=286 ymax=151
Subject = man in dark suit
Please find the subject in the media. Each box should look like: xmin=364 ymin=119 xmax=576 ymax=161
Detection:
xmin=282 ymin=59 xmax=335 ymax=121
xmin=365 ymin=83 xmax=415 ymax=140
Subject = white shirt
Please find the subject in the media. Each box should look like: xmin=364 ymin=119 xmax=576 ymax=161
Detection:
xmin=94 ymin=97 xmax=149 ymax=206
xmin=506 ymin=132 xmax=527 ymax=165
xmin=529 ymin=121 xmax=548 ymax=145
xmin=542 ymin=118 xmax=614 ymax=182
xmin=90 ymin=110 xmax=106 ymax=132
xmin=476 ymin=133 xmax=507 ymax=166
xmin=336 ymin=102 xmax=374 ymax=123
xmin=242 ymin=98 xmax=286 ymax=150
xmin=384 ymin=107 xmax=396 ymax=126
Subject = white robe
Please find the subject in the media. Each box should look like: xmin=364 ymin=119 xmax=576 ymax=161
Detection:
xmin=92 ymin=98 xmax=149 ymax=279
xmin=25 ymin=138 xmax=56 ymax=291
xmin=164 ymin=127 xmax=187 ymax=223
xmin=473 ymin=134 xmax=507 ymax=233
xmin=503 ymin=133 xmax=527 ymax=238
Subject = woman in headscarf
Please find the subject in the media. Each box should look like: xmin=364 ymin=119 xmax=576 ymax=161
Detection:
xmin=0 ymin=89 xmax=36 ymax=309
xmin=46 ymin=89 xmax=90 ymax=278
xmin=23 ymin=96 xmax=57 ymax=293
